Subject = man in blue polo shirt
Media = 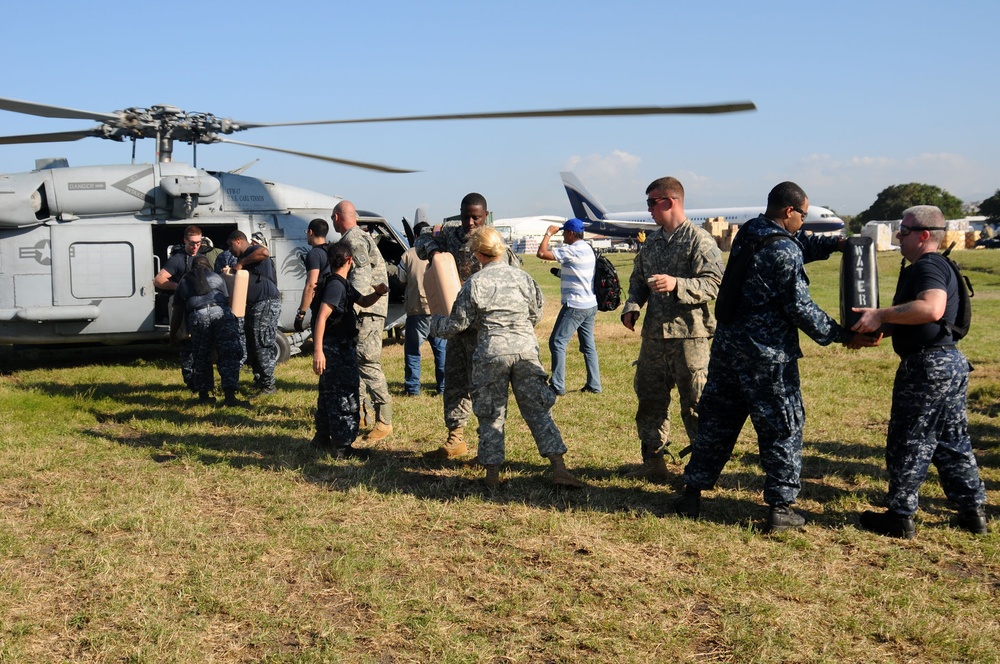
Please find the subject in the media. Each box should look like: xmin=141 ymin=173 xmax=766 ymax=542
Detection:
xmin=537 ymin=218 xmax=601 ymax=395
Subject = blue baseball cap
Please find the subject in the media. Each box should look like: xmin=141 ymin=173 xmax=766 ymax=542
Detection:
xmin=560 ymin=218 xmax=585 ymax=233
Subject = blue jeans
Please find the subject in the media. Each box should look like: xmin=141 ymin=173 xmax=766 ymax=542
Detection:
xmin=548 ymin=304 xmax=601 ymax=394
xmin=404 ymin=314 xmax=446 ymax=395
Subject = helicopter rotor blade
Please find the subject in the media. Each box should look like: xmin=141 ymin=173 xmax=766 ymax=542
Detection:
xmin=236 ymin=102 xmax=757 ymax=129
xmin=216 ymin=138 xmax=417 ymax=173
xmin=0 ymin=128 xmax=106 ymax=145
xmin=0 ymin=96 xmax=120 ymax=123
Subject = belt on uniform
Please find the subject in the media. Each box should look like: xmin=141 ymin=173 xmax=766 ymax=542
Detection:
xmin=191 ymin=303 xmax=222 ymax=312
xmin=899 ymin=344 xmax=956 ymax=359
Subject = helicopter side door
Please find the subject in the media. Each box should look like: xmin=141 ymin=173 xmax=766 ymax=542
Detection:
xmin=49 ymin=223 xmax=156 ymax=338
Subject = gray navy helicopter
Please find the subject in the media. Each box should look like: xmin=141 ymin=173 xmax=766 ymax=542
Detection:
xmin=0 ymin=96 xmax=755 ymax=360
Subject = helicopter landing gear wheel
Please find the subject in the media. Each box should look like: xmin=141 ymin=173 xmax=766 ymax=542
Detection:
xmin=274 ymin=333 xmax=292 ymax=365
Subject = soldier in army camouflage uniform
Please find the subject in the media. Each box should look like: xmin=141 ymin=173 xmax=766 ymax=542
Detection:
xmin=171 ymin=255 xmax=247 ymax=407
xmin=430 ymin=226 xmax=585 ymax=488
xmin=621 ymin=177 xmax=724 ymax=481
xmin=851 ymin=205 xmax=988 ymax=538
xmin=333 ymin=200 xmax=394 ymax=442
xmin=312 ymin=241 xmax=389 ymax=459
xmin=675 ymin=181 xmax=874 ymax=533
xmin=415 ymin=193 xmax=521 ymax=460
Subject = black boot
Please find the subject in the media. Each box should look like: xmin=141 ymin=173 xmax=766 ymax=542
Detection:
xmin=950 ymin=506 xmax=987 ymax=535
xmin=223 ymin=390 xmax=249 ymax=408
xmin=767 ymin=504 xmax=806 ymax=534
xmin=859 ymin=510 xmax=915 ymax=539
xmin=197 ymin=391 xmax=217 ymax=404
xmin=674 ymin=486 xmax=701 ymax=519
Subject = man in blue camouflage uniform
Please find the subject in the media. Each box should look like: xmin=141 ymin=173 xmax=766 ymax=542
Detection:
xmin=333 ymin=200 xmax=394 ymax=442
xmin=675 ymin=181 xmax=874 ymax=533
xmin=228 ymin=230 xmax=281 ymax=395
xmin=172 ymin=255 xmax=247 ymax=407
xmin=621 ymin=177 xmax=724 ymax=481
xmin=312 ymin=241 xmax=389 ymax=459
xmin=154 ymin=225 xmax=218 ymax=390
xmin=214 ymin=246 xmax=248 ymax=366
xmin=430 ymin=226 xmax=585 ymax=488
xmin=851 ymin=205 xmax=988 ymax=538
xmin=416 ymin=193 xmax=521 ymax=459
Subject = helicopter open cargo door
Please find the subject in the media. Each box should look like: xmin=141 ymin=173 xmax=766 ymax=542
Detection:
xmin=49 ymin=224 xmax=156 ymax=338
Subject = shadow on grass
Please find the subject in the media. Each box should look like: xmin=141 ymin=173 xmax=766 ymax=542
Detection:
xmin=0 ymin=342 xmax=177 ymax=374
xmin=21 ymin=362 xmax=996 ymax=530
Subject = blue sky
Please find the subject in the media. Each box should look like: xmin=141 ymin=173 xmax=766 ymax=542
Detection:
xmin=1 ymin=1 xmax=997 ymax=226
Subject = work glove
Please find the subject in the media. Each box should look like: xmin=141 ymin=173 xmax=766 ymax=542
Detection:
xmin=294 ymin=310 xmax=307 ymax=333
xmin=550 ymin=267 xmax=561 ymax=278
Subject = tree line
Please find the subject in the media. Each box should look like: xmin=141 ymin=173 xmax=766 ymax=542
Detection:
xmin=844 ymin=183 xmax=1000 ymax=235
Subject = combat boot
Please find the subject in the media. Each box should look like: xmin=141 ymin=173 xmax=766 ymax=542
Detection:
xmin=950 ymin=506 xmax=988 ymax=535
xmin=674 ymin=486 xmax=702 ymax=519
xmin=860 ymin=510 xmax=915 ymax=539
xmin=423 ymin=428 xmax=467 ymax=459
xmin=484 ymin=464 xmax=502 ymax=489
xmin=365 ymin=422 xmax=393 ymax=442
xmin=197 ymin=391 xmax=217 ymax=404
xmin=766 ymin=505 xmax=806 ymax=534
xmin=223 ymin=390 xmax=249 ymax=408
xmin=310 ymin=433 xmax=333 ymax=453
xmin=625 ymin=456 xmax=670 ymax=481
xmin=547 ymin=454 xmax=587 ymax=488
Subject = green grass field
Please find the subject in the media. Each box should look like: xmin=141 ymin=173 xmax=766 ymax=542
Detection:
xmin=1 ymin=249 xmax=998 ymax=662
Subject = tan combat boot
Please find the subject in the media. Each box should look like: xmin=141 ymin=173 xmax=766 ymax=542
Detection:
xmin=547 ymin=453 xmax=587 ymax=488
xmin=423 ymin=427 xmax=468 ymax=459
xmin=484 ymin=464 xmax=502 ymax=489
xmin=625 ymin=456 xmax=670 ymax=481
xmin=365 ymin=422 xmax=393 ymax=442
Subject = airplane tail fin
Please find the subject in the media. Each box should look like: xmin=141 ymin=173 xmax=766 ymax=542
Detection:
xmin=560 ymin=171 xmax=608 ymax=222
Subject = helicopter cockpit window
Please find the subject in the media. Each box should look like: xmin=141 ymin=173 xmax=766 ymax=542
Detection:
xmin=68 ymin=242 xmax=136 ymax=299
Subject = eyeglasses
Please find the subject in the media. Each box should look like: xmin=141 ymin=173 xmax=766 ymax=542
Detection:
xmin=646 ymin=197 xmax=673 ymax=208
xmin=792 ymin=206 xmax=807 ymax=218
xmin=898 ymin=225 xmax=946 ymax=237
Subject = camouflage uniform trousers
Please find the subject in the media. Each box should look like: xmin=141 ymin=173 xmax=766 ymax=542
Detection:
xmin=316 ymin=339 xmax=361 ymax=447
xmin=473 ymin=352 xmax=566 ymax=466
xmin=442 ymin=328 xmax=476 ymax=431
xmin=357 ymin=313 xmax=392 ymax=424
xmin=683 ymin=352 xmax=805 ymax=507
xmin=634 ymin=337 xmax=710 ymax=461
xmin=187 ymin=306 xmax=243 ymax=393
xmin=179 ymin=339 xmax=195 ymax=390
xmin=244 ymin=298 xmax=281 ymax=390
xmin=885 ymin=348 xmax=986 ymax=516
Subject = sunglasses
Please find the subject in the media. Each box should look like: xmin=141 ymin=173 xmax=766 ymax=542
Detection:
xmin=898 ymin=225 xmax=945 ymax=237
xmin=792 ymin=206 xmax=807 ymax=218
xmin=646 ymin=197 xmax=673 ymax=208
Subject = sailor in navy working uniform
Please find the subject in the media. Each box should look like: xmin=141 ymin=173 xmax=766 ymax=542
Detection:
xmin=851 ymin=205 xmax=987 ymax=538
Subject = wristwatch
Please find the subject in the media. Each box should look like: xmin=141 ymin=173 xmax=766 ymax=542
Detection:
xmin=296 ymin=309 xmax=306 ymax=316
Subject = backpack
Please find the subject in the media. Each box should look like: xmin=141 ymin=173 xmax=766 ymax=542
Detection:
xmin=715 ymin=232 xmax=799 ymax=324
xmin=900 ymin=242 xmax=973 ymax=341
xmin=593 ymin=251 xmax=621 ymax=312
xmin=941 ymin=246 xmax=973 ymax=340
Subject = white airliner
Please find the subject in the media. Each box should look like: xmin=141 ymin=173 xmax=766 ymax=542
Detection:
xmin=493 ymin=215 xmax=566 ymax=241
xmin=561 ymin=171 xmax=845 ymax=237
